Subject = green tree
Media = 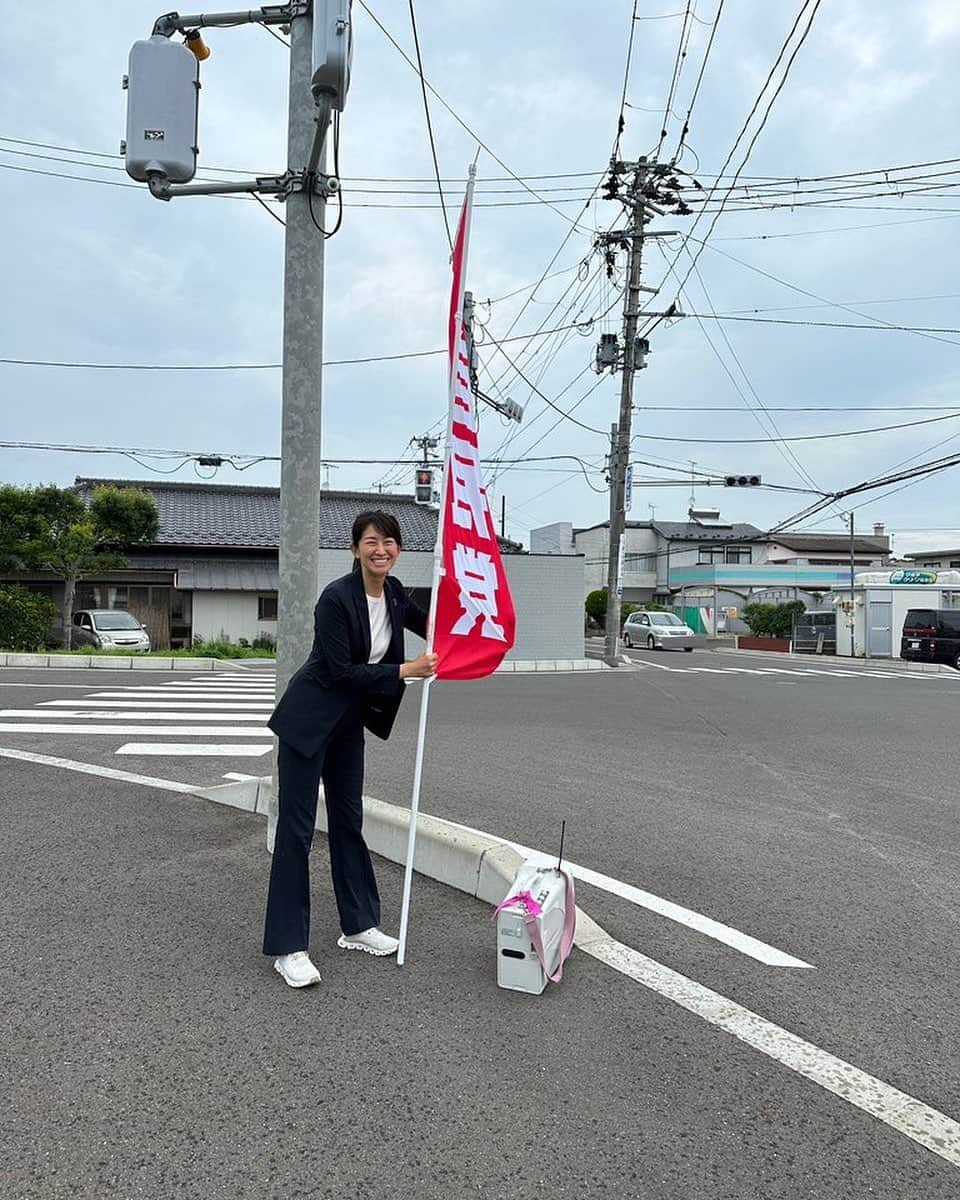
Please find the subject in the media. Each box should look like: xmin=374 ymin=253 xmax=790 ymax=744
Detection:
xmin=742 ymin=599 xmax=806 ymax=639
xmin=0 ymin=485 xmax=159 ymax=648
xmin=0 ymin=586 xmax=57 ymax=651
xmin=585 ymin=588 xmax=608 ymax=627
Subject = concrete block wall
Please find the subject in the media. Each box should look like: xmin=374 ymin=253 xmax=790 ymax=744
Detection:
xmin=316 ymin=549 xmax=585 ymax=662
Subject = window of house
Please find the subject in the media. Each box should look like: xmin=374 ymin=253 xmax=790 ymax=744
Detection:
xmin=698 ymin=547 xmax=725 ymax=564
xmin=623 ymin=553 xmax=655 ymax=572
xmin=725 ymin=546 xmax=751 ymax=563
xmin=950 ymin=561 xmax=960 ymax=569
xmin=258 ymin=594 xmax=278 ymax=621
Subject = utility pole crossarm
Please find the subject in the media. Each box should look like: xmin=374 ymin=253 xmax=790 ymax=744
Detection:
xmin=152 ymin=6 xmax=306 ymax=37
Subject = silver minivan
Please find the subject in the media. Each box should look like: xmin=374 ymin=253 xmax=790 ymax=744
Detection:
xmin=623 ymin=610 xmax=695 ymax=651
xmin=72 ymin=609 xmax=151 ymax=652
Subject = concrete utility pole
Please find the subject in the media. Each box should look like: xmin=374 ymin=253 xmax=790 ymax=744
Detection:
xmin=123 ymin=3 xmax=351 ymax=839
xmin=277 ymin=11 xmax=328 ymax=709
xmin=603 ymin=161 xmax=647 ymax=665
xmin=848 ymin=511 xmax=856 ymax=658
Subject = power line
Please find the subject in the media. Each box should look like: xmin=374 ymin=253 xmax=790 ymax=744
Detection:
xmin=355 ymin=0 xmax=592 ymax=233
xmin=631 ymin=411 xmax=960 ymax=444
xmin=655 ymin=1 xmax=694 ymax=160
xmin=653 ymin=241 xmax=825 ymax=495
xmin=406 ymin=0 xmax=452 ymax=251
xmin=674 ymin=0 xmax=724 ymax=164
xmin=614 ymin=1 xmax=641 ymax=158
xmin=636 ymin=405 xmax=960 ymax=413
xmin=5 ymin=133 xmax=958 ymax=190
xmin=667 ymin=0 xmax=823 ymax=296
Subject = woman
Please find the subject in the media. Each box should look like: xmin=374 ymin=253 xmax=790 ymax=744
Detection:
xmin=263 ymin=510 xmax=437 ymax=988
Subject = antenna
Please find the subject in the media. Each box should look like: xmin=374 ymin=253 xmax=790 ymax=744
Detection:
xmin=557 ymin=820 xmax=566 ymax=870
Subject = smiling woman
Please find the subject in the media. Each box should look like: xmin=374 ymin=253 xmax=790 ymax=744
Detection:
xmin=262 ymin=508 xmax=438 ymax=987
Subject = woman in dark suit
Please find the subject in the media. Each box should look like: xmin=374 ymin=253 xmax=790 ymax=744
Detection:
xmin=263 ymin=510 xmax=437 ymax=988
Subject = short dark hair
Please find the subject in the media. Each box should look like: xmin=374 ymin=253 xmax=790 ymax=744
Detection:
xmin=351 ymin=510 xmax=402 ymax=548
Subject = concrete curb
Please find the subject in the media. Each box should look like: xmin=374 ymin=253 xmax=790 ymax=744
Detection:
xmin=194 ymin=774 xmax=608 ymax=949
xmin=0 ymin=652 xmax=607 ymax=674
xmin=0 ymin=653 xmax=224 ymax=671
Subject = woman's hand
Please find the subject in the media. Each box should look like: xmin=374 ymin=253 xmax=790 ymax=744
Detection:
xmin=400 ymin=652 xmax=439 ymax=680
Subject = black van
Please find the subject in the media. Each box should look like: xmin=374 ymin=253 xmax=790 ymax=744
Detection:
xmin=901 ymin=609 xmax=960 ymax=668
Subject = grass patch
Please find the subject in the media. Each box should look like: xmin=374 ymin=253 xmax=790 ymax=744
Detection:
xmin=5 ymin=645 xmax=276 ymax=659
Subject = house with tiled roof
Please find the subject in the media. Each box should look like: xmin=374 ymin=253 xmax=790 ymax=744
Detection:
xmin=6 ymin=478 xmax=583 ymax=662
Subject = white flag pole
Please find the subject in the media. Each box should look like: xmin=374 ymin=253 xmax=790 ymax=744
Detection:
xmin=397 ymin=165 xmax=476 ymax=967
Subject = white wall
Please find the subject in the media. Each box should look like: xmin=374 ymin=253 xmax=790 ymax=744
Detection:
xmin=192 ymin=592 xmax=277 ymax=645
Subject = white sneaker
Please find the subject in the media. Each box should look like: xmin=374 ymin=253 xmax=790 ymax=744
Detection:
xmin=273 ymin=951 xmax=321 ymax=988
xmin=337 ymin=927 xmax=399 ymax=957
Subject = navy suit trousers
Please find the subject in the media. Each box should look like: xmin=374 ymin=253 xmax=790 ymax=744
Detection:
xmin=262 ymin=718 xmax=381 ymax=956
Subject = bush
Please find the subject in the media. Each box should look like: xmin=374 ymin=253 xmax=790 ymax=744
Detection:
xmin=189 ymin=634 xmax=277 ymax=659
xmin=585 ymin=588 xmax=608 ymax=627
xmin=742 ymin=600 xmax=806 ymax=639
xmin=0 ymin=586 xmax=57 ymax=651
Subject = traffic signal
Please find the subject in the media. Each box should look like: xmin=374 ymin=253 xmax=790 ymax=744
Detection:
xmin=414 ymin=468 xmax=434 ymax=505
xmin=724 ymin=474 xmax=761 ymax=487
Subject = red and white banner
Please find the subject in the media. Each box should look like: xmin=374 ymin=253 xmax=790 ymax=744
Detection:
xmin=432 ymin=175 xmax=516 ymax=680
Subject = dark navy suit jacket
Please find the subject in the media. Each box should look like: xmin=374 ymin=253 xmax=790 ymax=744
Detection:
xmin=268 ymin=570 xmax=429 ymax=758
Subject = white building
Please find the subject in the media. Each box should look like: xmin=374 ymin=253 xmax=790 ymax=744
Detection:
xmin=835 ymin=568 xmax=960 ymax=658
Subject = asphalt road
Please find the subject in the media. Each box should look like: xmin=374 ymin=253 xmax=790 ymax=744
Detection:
xmin=2 ymin=659 xmax=959 ymax=1197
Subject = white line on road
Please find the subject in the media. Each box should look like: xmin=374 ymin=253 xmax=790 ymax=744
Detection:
xmin=41 ymin=700 xmax=273 ymax=710
xmin=429 ymin=812 xmax=811 ymax=968
xmin=0 ymin=746 xmax=204 ymax=793
xmin=0 ymin=683 xmax=111 ymax=689
xmin=583 ymin=938 xmax=960 ymax=1169
xmin=0 ymin=709 xmax=269 ymax=722
xmin=223 ymin=771 xmax=260 ymax=781
xmin=116 ymin=743 xmax=272 ymax=757
xmin=85 ymin=689 xmax=273 ymax=698
xmin=0 ymin=723 xmax=274 ymax=736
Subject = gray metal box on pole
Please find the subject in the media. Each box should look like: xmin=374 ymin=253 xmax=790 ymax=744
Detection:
xmin=311 ymin=0 xmax=353 ymax=108
xmin=123 ymin=36 xmax=199 ymax=182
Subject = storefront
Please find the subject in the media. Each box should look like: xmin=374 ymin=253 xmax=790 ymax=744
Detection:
xmin=834 ymin=569 xmax=960 ymax=658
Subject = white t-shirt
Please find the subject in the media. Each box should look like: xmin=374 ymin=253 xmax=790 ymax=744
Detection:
xmin=367 ymin=592 xmax=392 ymax=664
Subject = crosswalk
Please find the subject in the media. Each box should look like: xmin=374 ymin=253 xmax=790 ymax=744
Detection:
xmin=0 ymin=673 xmax=277 ymax=758
xmin=626 ymin=654 xmax=958 ymax=683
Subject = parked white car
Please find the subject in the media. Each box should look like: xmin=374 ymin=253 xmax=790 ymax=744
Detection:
xmin=72 ymin=609 xmax=151 ymax=652
xmin=623 ymin=610 xmax=695 ymax=651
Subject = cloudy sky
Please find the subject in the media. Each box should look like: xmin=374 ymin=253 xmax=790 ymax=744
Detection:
xmin=3 ymin=1 xmax=960 ymax=555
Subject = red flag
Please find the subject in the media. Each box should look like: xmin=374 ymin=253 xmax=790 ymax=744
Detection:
xmin=432 ymin=175 xmax=516 ymax=680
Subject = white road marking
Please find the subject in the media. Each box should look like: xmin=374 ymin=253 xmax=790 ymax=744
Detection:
xmin=116 ymin=743 xmax=272 ymax=757
xmin=223 ymin=771 xmax=260 ymax=781
xmin=0 ymin=723 xmax=273 ymax=736
xmin=0 ymin=746 xmax=203 ymax=793
xmin=627 ymin=656 xmax=951 ymax=683
xmin=85 ymin=691 xmax=270 ymax=700
xmin=583 ymin=938 xmax=960 ymax=1169
xmin=429 ymin=812 xmax=811 ymax=968
xmin=41 ymin=700 xmax=272 ymax=710
xmin=0 ymin=709 xmax=269 ymax=722
xmin=0 ymin=683 xmax=111 ymax=689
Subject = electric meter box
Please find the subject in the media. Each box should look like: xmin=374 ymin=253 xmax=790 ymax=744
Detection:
xmin=124 ymin=36 xmax=199 ymax=183
xmin=312 ymin=0 xmax=353 ymax=110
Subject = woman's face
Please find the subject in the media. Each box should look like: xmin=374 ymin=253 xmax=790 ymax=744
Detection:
xmin=352 ymin=524 xmax=400 ymax=580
